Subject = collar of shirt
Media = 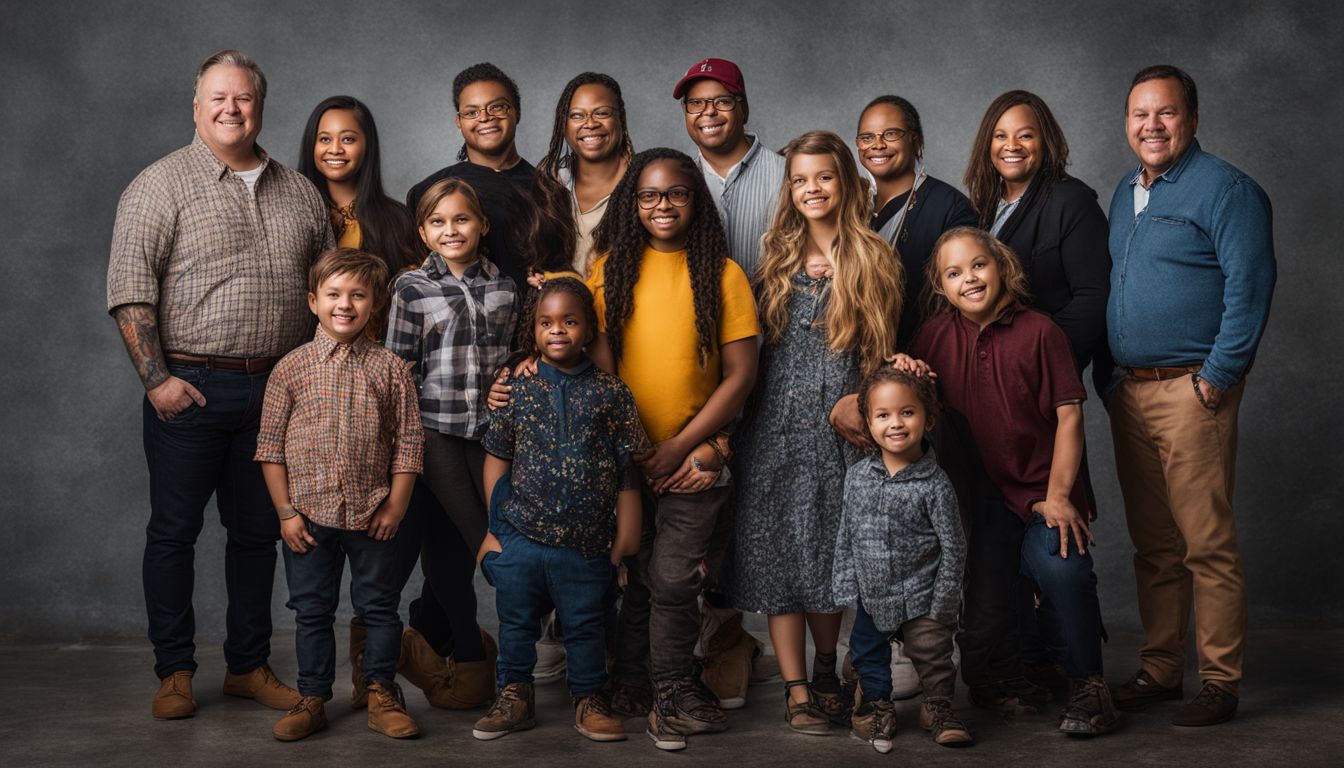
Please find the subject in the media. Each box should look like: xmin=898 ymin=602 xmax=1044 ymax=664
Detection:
xmin=313 ymin=324 xmax=371 ymax=361
xmin=536 ymin=357 xmax=594 ymax=384
xmin=423 ymin=252 xmax=500 ymax=283
xmin=952 ymin=301 xmax=1023 ymax=335
xmin=189 ymin=132 xmax=271 ymax=182
xmin=1129 ymin=137 xmax=1203 ymax=189
xmin=698 ymin=132 xmax=764 ymax=186
xmin=862 ymin=448 xmax=940 ymax=482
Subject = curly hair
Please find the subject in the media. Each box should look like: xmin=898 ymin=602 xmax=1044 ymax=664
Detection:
xmin=755 ymin=131 xmax=901 ymax=375
xmin=923 ymin=227 xmax=1031 ymax=318
xmin=519 ymin=276 xmax=598 ymax=360
xmin=964 ymin=90 xmax=1071 ymax=227
xmin=858 ymin=367 xmax=940 ymax=428
xmin=452 ymin=62 xmax=521 ymax=162
xmin=591 ymin=148 xmax=727 ymax=366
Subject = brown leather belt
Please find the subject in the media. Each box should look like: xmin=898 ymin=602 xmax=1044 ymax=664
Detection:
xmin=1126 ymin=365 xmax=1201 ymax=381
xmin=165 ymin=352 xmax=281 ymax=374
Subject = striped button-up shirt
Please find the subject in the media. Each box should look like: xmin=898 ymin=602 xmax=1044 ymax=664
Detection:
xmin=107 ymin=134 xmax=333 ymax=357
xmin=696 ymin=134 xmax=785 ymax=278
xmin=255 ymin=327 xmax=424 ymax=531
xmin=385 ymin=253 xmax=517 ymax=438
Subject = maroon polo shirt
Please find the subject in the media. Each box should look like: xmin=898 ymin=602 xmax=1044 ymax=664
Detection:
xmin=909 ymin=304 xmax=1088 ymax=522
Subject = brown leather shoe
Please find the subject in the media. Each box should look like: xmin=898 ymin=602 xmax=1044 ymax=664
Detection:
xmin=574 ymin=694 xmax=627 ymax=742
xmin=1113 ymin=669 xmax=1183 ymax=711
xmin=350 ymin=617 xmax=368 ymax=709
xmin=223 ymin=663 xmax=303 ymax=710
xmin=401 ymin=626 xmax=498 ymax=709
xmin=367 ymin=680 xmax=419 ymax=739
xmin=152 ymin=671 xmax=196 ymax=720
xmin=920 ymin=696 xmax=974 ymax=747
xmin=472 ymin=683 xmax=536 ymax=740
xmin=272 ymin=696 xmax=327 ymax=741
xmin=1171 ymin=682 xmax=1238 ymax=726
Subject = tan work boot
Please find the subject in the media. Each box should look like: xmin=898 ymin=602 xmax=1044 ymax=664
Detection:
xmin=152 ymin=670 xmax=196 ymax=719
xmin=272 ymin=696 xmax=327 ymax=741
xmin=920 ymin=696 xmax=974 ymax=747
xmin=574 ymin=694 xmax=627 ymax=742
xmin=472 ymin=682 xmax=536 ymax=740
xmin=350 ymin=617 xmax=369 ymax=709
xmin=223 ymin=663 xmax=303 ymax=710
xmin=401 ymin=626 xmax=498 ymax=709
xmin=366 ymin=680 xmax=419 ymax=739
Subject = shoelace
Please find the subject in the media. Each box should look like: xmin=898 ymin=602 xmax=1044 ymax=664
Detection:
xmin=678 ymin=676 xmax=721 ymax=716
xmin=488 ymin=686 xmax=525 ymax=718
xmin=577 ymin=696 xmax=614 ymax=719
xmin=372 ymin=682 xmax=408 ymax=711
xmin=926 ymin=699 xmax=961 ymax=731
xmin=867 ymin=701 xmax=896 ymax=739
xmin=1191 ymin=684 xmax=1234 ymax=707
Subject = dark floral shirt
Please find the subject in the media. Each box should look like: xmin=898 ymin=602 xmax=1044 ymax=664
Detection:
xmin=482 ymin=359 xmax=650 ymax=558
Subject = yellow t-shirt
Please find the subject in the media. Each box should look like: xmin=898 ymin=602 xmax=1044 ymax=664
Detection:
xmin=588 ymin=246 xmax=759 ymax=442
xmin=336 ymin=218 xmax=362 ymax=249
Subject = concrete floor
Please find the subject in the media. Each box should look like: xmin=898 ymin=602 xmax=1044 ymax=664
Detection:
xmin=5 ymin=627 xmax=1341 ymax=768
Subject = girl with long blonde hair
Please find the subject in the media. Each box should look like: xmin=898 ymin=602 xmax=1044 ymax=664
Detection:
xmin=729 ymin=130 xmax=902 ymax=736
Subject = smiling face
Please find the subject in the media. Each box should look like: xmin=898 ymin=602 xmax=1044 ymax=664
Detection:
xmin=866 ymin=380 xmax=929 ymax=467
xmin=455 ymin=80 xmax=518 ymax=159
xmin=193 ymin=64 xmax=262 ymax=165
xmin=788 ymin=152 xmax=842 ymax=224
xmin=1127 ymin=77 xmax=1198 ymax=182
xmin=935 ymin=234 xmax=1007 ymax=327
xmin=566 ymin=83 xmax=622 ymax=164
xmin=636 ymin=158 xmax=695 ymax=251
xmin=308 ymin=271 xmax=374 ymax=343
xmin=419 ymin=192 xmax=488 ymax=276
xmin=534 ymin=290 xmax=591 ymax=368
xmin=857 ymin=102 xmax=917 ymax=182
xmin=312 ymin=108 xmax=365 ymax=185
xmin=682 ymin=78 xmax=746 ymax=154
xmin=990 ymin=103 xmax=1042 ymax=195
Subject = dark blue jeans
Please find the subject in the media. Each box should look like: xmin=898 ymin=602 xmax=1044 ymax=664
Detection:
xmin=283 ymin=518 xmax=403 ymax=699
xmin=1019 ymin=513 xmax=1104 ymax=679
xmin=850 ymin=601 xmax=957 ymax=702
xmin=482 ymin=507 xmax=613 ymax=697
xmin=142 ymin=363 xmax=277 ymax=679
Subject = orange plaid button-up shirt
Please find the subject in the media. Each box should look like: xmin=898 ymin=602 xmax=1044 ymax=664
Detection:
xmin=255 ymin=327 xmax=424 ymax=530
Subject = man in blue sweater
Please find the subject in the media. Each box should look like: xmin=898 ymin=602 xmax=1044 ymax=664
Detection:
xmin=1106 ymin=64 xmax=1275 ymax=728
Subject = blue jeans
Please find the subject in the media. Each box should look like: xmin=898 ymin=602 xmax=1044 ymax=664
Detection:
xmin=1019 ymin=513 xmax=1104 ymax=679
xmin=283 ymin=518 xmax=403 ymax=699
xmin=141 ymin=363 xmax=277 ymax=678
xmin=850 ymin=601 xmax=957 ymax=702
xmin=482 ymin=499 xmax=613 ymax=697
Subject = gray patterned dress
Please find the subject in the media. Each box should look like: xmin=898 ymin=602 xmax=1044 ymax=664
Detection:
xmin=729 ymin=273 xmax=861 ymax=614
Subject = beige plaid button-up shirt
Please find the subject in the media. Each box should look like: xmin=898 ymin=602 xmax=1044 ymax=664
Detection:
xmin=107 ymin=134 xmax=333 ymax=357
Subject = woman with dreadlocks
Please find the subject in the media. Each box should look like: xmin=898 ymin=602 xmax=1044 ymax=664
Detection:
xmin=584 ymin=148 xmax=759 ymax=752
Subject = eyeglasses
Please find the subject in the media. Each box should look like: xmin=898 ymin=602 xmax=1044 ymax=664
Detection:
xmin=684 ymin=96 xmax=738 ymax=115
xmin=636 ymin=186 xmax=693 ymax=209
xmin=458 ymin=102 xmax=513 ymax=121
xmin=856 ymin=128 xmax=909 ymax=148
xmin=567 ymin=107 xmax=617 ymax=123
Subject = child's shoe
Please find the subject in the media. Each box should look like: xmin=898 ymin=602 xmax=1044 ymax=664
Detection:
xmin=850 ymin=698 xmax=897 ymax=754
xmin=647 ymin=681 xmax=688 ymax=751
xmin=574 ymin=694 xmax=627 ymax=741
xmin=367 ymin=680 xmax=419 ymax=739
xmin=699 ymin=608 xmax=760 ymax=710
xmin=472 ymin=682 xmax=536 ymax=740
xmin=668 ymin=675 xmax=728 ymax=734
xmin=919 ymin=696 xmax=974 ymax=747
xmin=784 ymin=684 xmax=831 ymax=736
xmin=272 ymin=696 xmax=327 ymax=741
xmin=1058 ymin=676 xmax=1119 ymax=736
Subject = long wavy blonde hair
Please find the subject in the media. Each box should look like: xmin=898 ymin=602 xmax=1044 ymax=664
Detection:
xmin=756 ymin=131 xmax=902 ymax=375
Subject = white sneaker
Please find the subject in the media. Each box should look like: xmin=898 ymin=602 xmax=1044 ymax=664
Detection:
xmin=890 ymin=641 xmax=921 ymax=700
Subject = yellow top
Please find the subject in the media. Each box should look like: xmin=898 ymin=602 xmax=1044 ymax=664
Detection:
xmin=336 ymin=218 xmax=362 ymax=249
xmin=588 ymin=246 xmax=759 ymax=442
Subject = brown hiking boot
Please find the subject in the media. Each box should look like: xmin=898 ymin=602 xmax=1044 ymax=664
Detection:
xmin=575 ymin=694 xmax=627 ymax=741
xmin=1171 ymin=682 xmax=1238 ymax=727
xmin=152 ymin=670 xmax=196 ymax=720
xmin=851 ymin=697 xmax=897 ymax=754
xmin=401 ymin=626 xmax=497 ymax=709
xmin=272 ymin=696 xmax=327 ymax=741
xmin=366 ymin=680 xmax=419 ymax=739
xmin=472 ymin=683 xmax=536 ymax=740
xmin=1113 ymin=668 xmax=1183 ymax=711
xmin=920 ymin=696 xmax=974 ymax=747
xmin=1059 ymin=676 xmax=1120 ymax=736
xmin=699 ymin=610 xmax=760 ymax=710
xmin=223 ymin=663 xmax=302 ymax=710
xmin=350 ymin=617 xmax=368 ymax=709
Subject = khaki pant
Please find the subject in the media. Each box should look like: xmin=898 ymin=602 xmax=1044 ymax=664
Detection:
xmin=1110 ymin=375 xmax=1247 ymax=692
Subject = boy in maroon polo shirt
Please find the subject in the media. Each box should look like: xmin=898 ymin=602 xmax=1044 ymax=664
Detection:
xmin=897 ymin=227 xmax=1117 ymax=736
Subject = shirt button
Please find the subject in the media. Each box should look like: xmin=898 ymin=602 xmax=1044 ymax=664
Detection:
xmin=978 ymin=350 xmax=988 ymax=359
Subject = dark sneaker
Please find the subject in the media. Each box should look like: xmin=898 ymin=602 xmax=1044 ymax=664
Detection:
xmin=575 ymin=695 xmax=627 ymax=742
xmin=919 ymin=696 xmax=974 ymax=747
xmin=647 ymin=681 xmax=688 ymax=751
xmin=850 ymin=698 xmax=897 ymax=754
xmin=1059 ymin=676 xmax=1119 ymax=736
xmin=811 ymin=670 xmax=850 ymax=726
xmin=1113 ymin=669 xmax=1183 ymax=712
xmin=472 ymin=683 xmax=536 ymax=741
xmin=667 ymin=676 xmax=728 ymax=734
xmin=1171 ymin=682 xmax=1238 ymax=727
xmin=605 ymin=677 xmax=654 ymax=719
xmin=785 ymin=687 xmax=831 ymax=736
xmin=969 ymin=677 xmax=1049 ymax=715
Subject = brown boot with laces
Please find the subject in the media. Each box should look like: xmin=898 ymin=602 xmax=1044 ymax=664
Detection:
xmin=919 ymin=696 xmax=974 ymax=747
xmin=472 ymin=682 xmax=536 ymax=740
xmin=575 ymin=694 xmax=627 ymax=741
xmin=272 ymin=696 xmax=327 ymax=741
xmin=152 ymin=670 xmax=196 ymax=719
xmin=1171 ymin=682 xmax=1238 ymax=727
xmin=223 ymin=663 xmax=302 ymax=710
xmin=367 ymin=680 xmax=419 ymax=738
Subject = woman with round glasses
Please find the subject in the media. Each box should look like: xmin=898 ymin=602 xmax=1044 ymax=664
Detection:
xmin=856 ymin=96 xmax=977 ymax=349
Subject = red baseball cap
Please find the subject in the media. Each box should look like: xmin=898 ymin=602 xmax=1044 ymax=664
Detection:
xmin=672 ymin=58 xmax=746 ymax=99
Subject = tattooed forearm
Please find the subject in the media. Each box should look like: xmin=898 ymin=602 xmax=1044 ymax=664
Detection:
xmin=113 ymin=303 xmax=170 ymax=391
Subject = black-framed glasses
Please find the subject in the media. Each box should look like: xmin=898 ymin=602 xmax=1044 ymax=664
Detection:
xmin=856 ymin=128 xmax=909 ymax=148
xmin=567 ymin=107 xmax=617 ymax=123
xmin=636 ymin=186 xmax=693 ymax=209
xmin=458 ymin=102 xmax=513 ymax=121
xmin=684 ymin=96 xmax=738 ymax=115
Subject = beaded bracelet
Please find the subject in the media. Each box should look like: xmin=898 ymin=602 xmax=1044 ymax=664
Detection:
xmin=1192 ymin=373 xmax=1214 ymax=410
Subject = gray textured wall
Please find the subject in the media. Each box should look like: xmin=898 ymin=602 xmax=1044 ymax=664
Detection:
xmin=3 ymin=0 xmax=1340 ymax=641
